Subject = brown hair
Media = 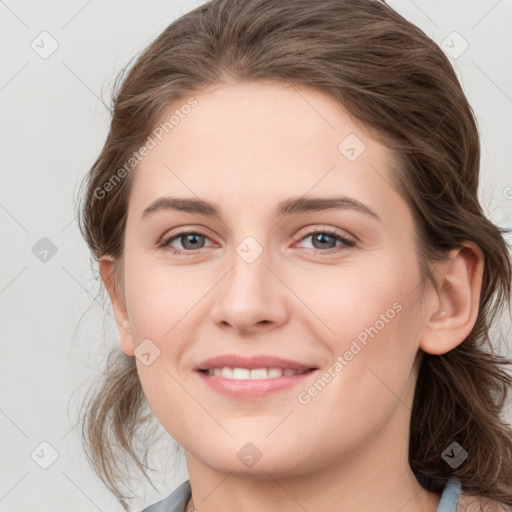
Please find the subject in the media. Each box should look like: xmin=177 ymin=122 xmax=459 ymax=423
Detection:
xmin=76 ymin=0 xmax=512 ymax=509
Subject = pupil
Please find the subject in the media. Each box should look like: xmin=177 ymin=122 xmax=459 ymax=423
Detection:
xmin=183 ymin=234 xmax=203 ymax=249
xmin=314 ymin=233 xmax=334 ymax=249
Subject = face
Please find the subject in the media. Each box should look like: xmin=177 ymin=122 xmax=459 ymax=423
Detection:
xmin=114 ymin=81 xmax=429 ymax=478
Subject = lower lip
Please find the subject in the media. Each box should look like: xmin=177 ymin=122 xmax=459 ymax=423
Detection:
xmin=195 ymin=370 xmax=318 ymax=398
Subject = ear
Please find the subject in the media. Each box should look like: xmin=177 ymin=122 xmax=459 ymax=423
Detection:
xmin=99 ymin=256 xmax=135 ymax=357
xmin=419 ymin=242 xmax=484 ymax=355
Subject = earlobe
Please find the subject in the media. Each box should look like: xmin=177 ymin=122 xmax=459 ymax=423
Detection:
xmin=420 ymin=242 xmax=484 ymax=355
xmin=99 ymin=256 xmax=135 ymax=357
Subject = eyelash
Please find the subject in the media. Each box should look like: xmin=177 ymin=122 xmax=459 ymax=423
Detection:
xmin=159 ymin=228 xmax=356 ymax=256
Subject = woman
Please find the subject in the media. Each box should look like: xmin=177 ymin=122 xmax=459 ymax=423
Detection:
xmin=76 ymin=0 xmax=512 ymax=510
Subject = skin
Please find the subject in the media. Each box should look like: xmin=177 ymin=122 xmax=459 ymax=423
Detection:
xmin=100 ymin=81 xmax=484 ymax=511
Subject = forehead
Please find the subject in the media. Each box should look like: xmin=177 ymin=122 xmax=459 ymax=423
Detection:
xmin=127 ymin=81 xmax=407 ymax=226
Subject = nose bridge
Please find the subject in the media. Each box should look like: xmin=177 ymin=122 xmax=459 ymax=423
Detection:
xmin=223 ymin=236 xmax=272 ymax=307
xmin=229 ymin=239 xmax=268 ymax=297
xmin=211 ymin=234 xmax=288 ymax=331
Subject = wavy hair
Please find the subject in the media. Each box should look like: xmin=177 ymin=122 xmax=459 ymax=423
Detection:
xmin=76 ymin=0 xmax=512 ymax=509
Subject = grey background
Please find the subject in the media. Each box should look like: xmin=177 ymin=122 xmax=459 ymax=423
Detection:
xmin=1 ymin=1 xmax=511 ymax=511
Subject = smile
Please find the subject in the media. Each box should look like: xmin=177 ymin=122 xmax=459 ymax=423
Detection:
xmin=202 ymin=367 xmax=312 ymax=379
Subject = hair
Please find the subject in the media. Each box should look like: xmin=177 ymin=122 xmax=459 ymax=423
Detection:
xmin=76 ymin=0 xmax=512 ymax=509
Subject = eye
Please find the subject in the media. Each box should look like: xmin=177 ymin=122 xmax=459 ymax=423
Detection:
xmin=295 ymin=229 xmax=356 ymax=254
xmin=159 ymin=228 xmax=356 ymax=256
xmin=160 ymin=230 xmax=213 ymax=254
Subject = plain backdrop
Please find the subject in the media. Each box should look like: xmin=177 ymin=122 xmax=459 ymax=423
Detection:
xmin=1 ymin=1 xmax=511 ymax=511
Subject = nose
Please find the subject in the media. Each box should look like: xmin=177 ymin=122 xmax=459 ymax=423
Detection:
xmin=210 ymin=244 xmax=289 ymax=335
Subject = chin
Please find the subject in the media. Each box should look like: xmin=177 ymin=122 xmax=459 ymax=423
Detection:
xmin=189 ymin=440 xmax=307 ymax=478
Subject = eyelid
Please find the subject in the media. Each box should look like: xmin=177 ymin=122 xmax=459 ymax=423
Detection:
xmin=291 ymin=228 xmax=356 ymax=255
xmin=160 ymin=228 xmax=216 ymax=250
xmin=293 ymin=224 xmax=357 ymax=243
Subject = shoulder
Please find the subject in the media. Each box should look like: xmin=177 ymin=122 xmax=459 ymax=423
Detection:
xmin=140 ymin=480 xmax=191 ymax=512
xmin=458 ymin=491 xmax=510 ymax=512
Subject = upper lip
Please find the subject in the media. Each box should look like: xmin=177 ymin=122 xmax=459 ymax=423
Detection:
xmin=196 ymin=354 xmax=317 ymax=371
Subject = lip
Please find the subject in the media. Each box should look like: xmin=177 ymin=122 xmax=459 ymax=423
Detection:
xmin=196 ymin=354 xmax=316 ymax=371
xmin=194 ymin=354 xmax=319 ymax=399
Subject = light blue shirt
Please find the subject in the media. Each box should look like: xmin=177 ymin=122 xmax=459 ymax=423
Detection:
xmin=141 ymin=476 xmax=462 ymax=511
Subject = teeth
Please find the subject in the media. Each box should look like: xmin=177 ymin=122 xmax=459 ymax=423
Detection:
xmin=268 ymin=367 xmax=284 ymax=378
xmin=205 ymin=367 xmax=308 ymax=379
xmin=251 ymin=368 xmax=269 ymax=379
xmin=232 ymin=368 xmax=251 ymax=380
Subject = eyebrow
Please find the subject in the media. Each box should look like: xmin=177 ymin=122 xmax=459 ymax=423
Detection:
xmin=141 ymin=195 xmax=381 ymax=222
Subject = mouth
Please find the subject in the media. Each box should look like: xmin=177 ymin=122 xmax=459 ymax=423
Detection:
xmin=199 ymin=367 xmax=314 ymax=379
xmin=194 ymin=354 xmax=319 ymax=398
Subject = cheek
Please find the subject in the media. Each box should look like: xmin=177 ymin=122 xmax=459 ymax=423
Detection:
xmin=305 ymin=256 xmax=415 ymax=345
xmin=295 ymin=301 xmax=422 ymax=447
xmin=124 ymin=267 xmax=200 ymax=435
xmin=313 ymin=254 xmax=422 ymax=401
xmin=123 ymin=256 xmax=207 ymax=344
